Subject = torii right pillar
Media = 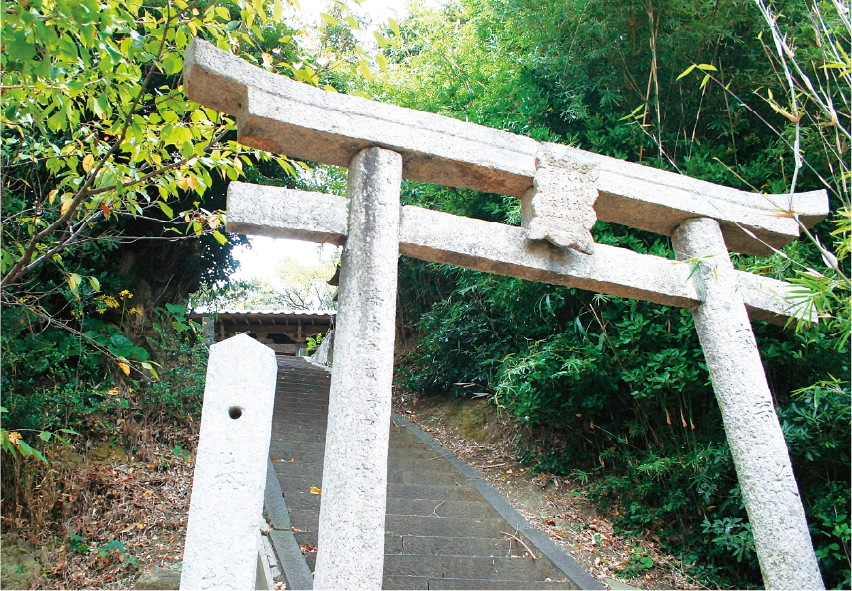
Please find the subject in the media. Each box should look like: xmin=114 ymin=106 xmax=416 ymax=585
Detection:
xmin=672 ymin=218 xmax=824 ymax=590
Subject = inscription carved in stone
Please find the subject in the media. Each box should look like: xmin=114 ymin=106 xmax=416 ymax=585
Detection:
xmin=522 ymin=144 xmax=598 ymax=255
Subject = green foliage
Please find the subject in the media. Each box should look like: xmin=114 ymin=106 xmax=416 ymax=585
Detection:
xmin=305 ymin=333 xmax=324 ymax=355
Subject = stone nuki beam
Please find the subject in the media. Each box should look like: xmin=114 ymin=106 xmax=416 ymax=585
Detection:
xmin=226 ymin=182 xmax=814 ymax=325
xmin=185 ymin=39 xmax=828 ymax=256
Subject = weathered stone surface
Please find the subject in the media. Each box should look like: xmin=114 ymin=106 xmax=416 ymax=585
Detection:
xmin=227 ymin=183 xmax=348 ymax=245
xmin=185 ymin=39 xmax=828 ymax=255
xmin=522 ymin=144 xmax=598 ymax=254
xmin=180 ymin=334 xmax=278 ymax=590
xmin=225 ymin=183 xmax=815 ymax=325
xmin=313 ymin=148 xmax=402 ymax=590
xmin=135 ymin=566 xmax=182 ymax=590
xmin=0 ymin=539 xmax=42 ymax=590
xmin=672 ymin=218 xmax=823 ymax=590
xmin=201 ymin=316 xmax=214 ymax=345
xmin=312 ymin=329 xmax=334 ymax=366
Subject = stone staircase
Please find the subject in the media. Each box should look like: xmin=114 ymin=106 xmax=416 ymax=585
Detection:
xmin=266 ymin=356 xmax=601 ymax=590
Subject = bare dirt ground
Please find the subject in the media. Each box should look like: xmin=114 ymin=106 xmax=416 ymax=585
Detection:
xmin=392 ymin=389 xmax=707 ymax=590
xmin=1 ymin=439 xmax=196 ymax=590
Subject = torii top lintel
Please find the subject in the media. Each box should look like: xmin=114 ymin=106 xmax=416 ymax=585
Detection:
xmin=184 ymin=39 xmax=828 ymax=257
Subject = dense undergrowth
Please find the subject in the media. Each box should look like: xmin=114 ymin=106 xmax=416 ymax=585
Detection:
xmin=1 ymin=306 xmax=207 ymax=541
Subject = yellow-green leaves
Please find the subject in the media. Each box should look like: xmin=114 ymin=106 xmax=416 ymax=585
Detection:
xmin=82 ymin=154 xmax=95 ymax=173
xmin=677 ymin=63 xmax=717 ymax=80
xmin=68 ymin=273 xmax=82 ymax=293
xmin=388 ymin=17 xmax=400 ymax=37
xmin=320 ymin=13 xmax=339 ymax=26
xmin=376 ymin=53 xmax=388 ymax=73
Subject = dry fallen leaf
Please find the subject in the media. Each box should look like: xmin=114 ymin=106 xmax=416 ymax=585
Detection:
xmin=118 ymin=362 xmax=130 ymax=376
xmin=310 ymin=486 xmax=321 ymax=495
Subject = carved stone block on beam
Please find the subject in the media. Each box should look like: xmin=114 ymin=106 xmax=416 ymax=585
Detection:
xmin=522 ymin=144 xmax=598 ymax=255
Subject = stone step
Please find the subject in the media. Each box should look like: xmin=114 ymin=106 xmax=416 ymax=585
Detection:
xmin=275 ymin=387 xmax=330 ymax=394
xmin=275 ymin=417 xmax=328 ymax=427
xmin=385 ymin=515 xmax=509 ymax=539
xmin=268 ymin=442 xmax=453 ymax=461
xmin=288 ymin=511 xmax=510 ymax=540
xmin=295 ymin=531 xmax=514 ymax=558
xmin=275 ymin=386 xmax=330 ymax=393
xmin=387 ymin=483 xmax=485 ymax=502
xmin=301 ymin=554 xmax=561 ymax=582
xmin=270 ymin=432 xmax=325 ymax=444
xmin=273 ymin=451 xmax=456 ymax=472
xmin=382 ymin=576 xmax=574 ymax=591
xmin=275 ymin=474 xmax=325 ymax=495
xmin=270 ymin=448 xmax=443 ymax=464
xmin=274 ymin=400 xmax=328 ymax=410
xmin=284 ymin=493 xmax=497 ymax=519
xmin=276 ymin=416 xmax=328 ymax=428
xmin=271 ymin=425 xmax=328 ymax=437
xmin=274 ymin=462 xmax=469 ymax=484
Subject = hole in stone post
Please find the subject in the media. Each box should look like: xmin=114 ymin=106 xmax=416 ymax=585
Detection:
xmin=228 ymin=406 xmax=243 ymax=420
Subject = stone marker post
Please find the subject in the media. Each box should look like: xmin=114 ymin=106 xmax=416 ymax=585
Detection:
xmin=313 ymin=148 xmax=403 ymax=589
xmin=672 ymin=218 xmax=824 ymax=590
xmin=181 ymin=334 xmax=278 ymax=590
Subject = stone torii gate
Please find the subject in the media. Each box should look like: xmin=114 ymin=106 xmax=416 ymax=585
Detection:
xmin=184 ymin=39 xmax=828 ymax=590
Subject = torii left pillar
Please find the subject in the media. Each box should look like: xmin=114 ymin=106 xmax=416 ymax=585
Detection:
xmin=313 ymin=147 xmax=403 ymax=589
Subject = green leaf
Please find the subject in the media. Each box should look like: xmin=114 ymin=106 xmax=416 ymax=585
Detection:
xmin=358 ymin=60 xmax=372 ymax=81
xmin=162 ymin=53 xmax=183 ymax=75
xmin=212 ymin=230 xmax=227 ymax=245
xmin=697 ymin=63 xmax=718 ymax=71
xmin=130 ymin=346 xmax=150 ymax=362
xmin=39 ymin=431 xmax=52 ymax=442
xmin=388 ymin=17 xmax=400 ymax=37
xmin=18 ymin=440 xmax=34 ymax=456
xmin=141 ymin=361 xmax=160 ymax=380
xmin=59 ymin=428 xmax=80 ymax=435
xmin=273 ymin=0 xmax=284 ymax=20
xmin=374 ymin=31 xmax=388 ymax=49
xmin=158 ymin=201 xmax=174 ymax=218
xmin=320 ymin=13 xmax=338 ymax=26
xmin=376 ymin=53 xmax=388 ymax=73
xmin=700 ymin=73 xmax=711 ymax=89
xmin=88 ymin=276 xmax=101 ymax=292
xmin=676 ymin=64 xmax=696 ymax=80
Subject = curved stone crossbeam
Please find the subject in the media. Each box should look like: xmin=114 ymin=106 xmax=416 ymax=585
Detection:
xmin=185 ymin=39 xmax=828 ymax=256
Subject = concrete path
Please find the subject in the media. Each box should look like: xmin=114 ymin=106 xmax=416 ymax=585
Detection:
xmin=266 ymin=356 xmax=602 ymax=590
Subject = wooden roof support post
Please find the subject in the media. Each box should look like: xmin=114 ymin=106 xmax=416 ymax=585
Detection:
xmin=672 ymin=219 xmax=824 ymax=590
xmin=313 ymin=148 xmax=402 ymax=589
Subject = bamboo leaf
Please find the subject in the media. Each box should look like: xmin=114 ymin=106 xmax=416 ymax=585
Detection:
xmin=676 ymin=64 xmax=696 ymax=80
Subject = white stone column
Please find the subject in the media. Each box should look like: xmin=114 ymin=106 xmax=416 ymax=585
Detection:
xmin=181 ymin=334 xmax=278 ymax=590
xmin=672 ymin=218 xmax=823 ymax=590
xmin=313 ymin=147 xmax=402 ymax=589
